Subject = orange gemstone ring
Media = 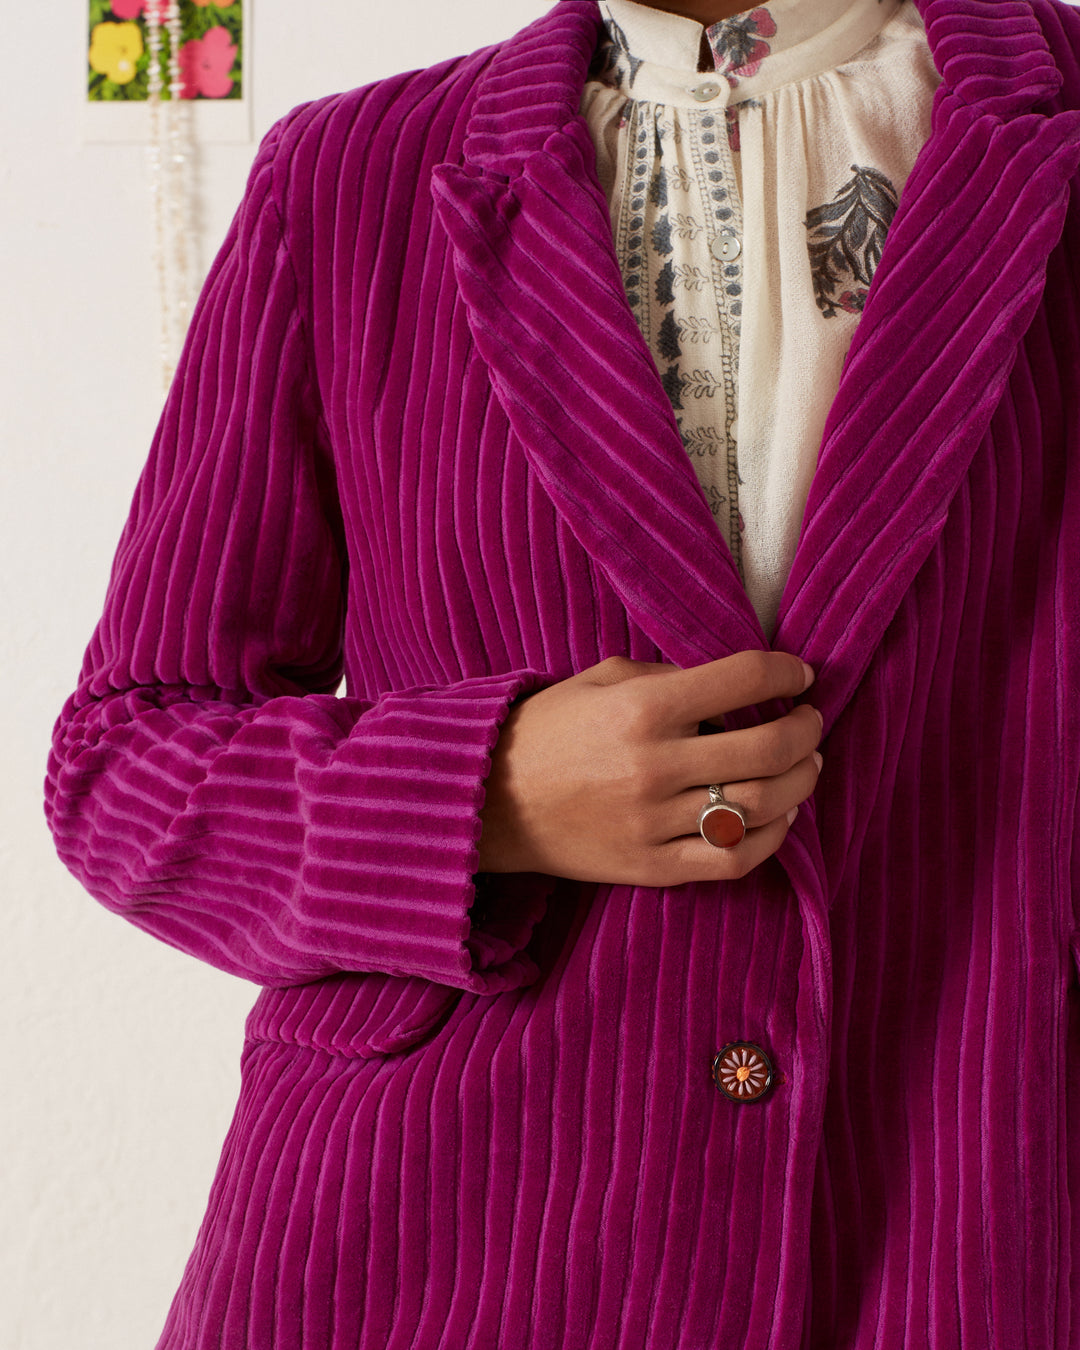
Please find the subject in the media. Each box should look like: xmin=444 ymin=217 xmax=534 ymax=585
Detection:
xmin=697 ymin=784 xmax=747 ymax=849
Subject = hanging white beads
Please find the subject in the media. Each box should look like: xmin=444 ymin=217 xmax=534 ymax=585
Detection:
xmin=145 ymin=0 xmax=197 ymax=391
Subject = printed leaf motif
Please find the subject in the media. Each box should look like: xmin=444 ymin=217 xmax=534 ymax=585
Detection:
xmin=682 ymin=369 xmax=723 ymax=399
xmin=674 ymin=264 xmax=710 ymax=292
xmin=657 ymin=312 xmax=682 ymax=362
xmin=706 ymin=8 xmax=777 ymax=86
xmin=661 ymin=365 xmax=684 ymax=410
xmin=678 ymin=316 xmax=718 ymax=344
xmin=805 ymin=164 xmax=898 ymax=319
xmin=602 ymin=16 xmax=644 ymax=86
xmin=681 ymin=426 xmax=726 ymax=457
xmin=649 ymin=167 xmax=669 ymax=208
xmin=672 ymin=213 xmax=705 ymax=239
xmin=651 ymin=216 xmax=674 ymax=256
xmin=669 ymin=166 xmax=695 ymax=192
xmin=655 ymin=261 xmax=676 ymax=306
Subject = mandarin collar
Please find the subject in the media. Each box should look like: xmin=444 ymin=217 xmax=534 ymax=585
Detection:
xmin=597 ymin=0 xmax=906 ymax=104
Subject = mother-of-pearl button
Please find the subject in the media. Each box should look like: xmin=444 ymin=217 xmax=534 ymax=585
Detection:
xmin=691 ymin=80 xmax=721 ymax=102
xmin=711 ymin=230 xmax=741 ymax=262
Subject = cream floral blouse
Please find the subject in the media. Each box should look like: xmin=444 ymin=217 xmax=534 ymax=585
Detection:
xmin=580 ymin=0 xmax=941 ymax=634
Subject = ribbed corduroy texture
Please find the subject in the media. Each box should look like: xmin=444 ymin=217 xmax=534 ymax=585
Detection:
xmin=45 ymin=0 xmax=1080 ymax=1345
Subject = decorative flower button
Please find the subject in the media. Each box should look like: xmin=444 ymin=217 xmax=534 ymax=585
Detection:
xmin=712 ymin=1042 xmax=774 ymax=1102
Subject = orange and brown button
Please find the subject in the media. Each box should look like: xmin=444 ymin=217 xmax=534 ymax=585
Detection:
xmin=712 ymin=1042 xmax=774 ymax=1103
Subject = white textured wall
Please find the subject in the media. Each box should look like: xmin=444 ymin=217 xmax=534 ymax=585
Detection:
xmin=1 ymin=3 xmax=543 ymax=1347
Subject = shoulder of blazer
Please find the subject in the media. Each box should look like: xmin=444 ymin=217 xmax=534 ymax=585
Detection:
xmin=250 ymin=0 xmax=601 ymax=221
xmin=228 ymin=37 xmax=508 ymax=332
xmin=258 ymin=41 xmax=504 ymax=220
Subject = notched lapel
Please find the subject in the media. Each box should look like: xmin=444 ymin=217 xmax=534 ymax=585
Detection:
xmin=430 ymin=0 xmax=1080 ymax=936
xmin=433 ymin=0 xmax=1080 ymax=738
xmin=776 ymin=89 xmax=1080 ymax=727
xmin=433 ymin=97 xmax=765 ymax=669
xmin=434 ymin=129 xmax=833 ymax=981
xmin=774 ymin=0 xmax=1080 ymax=725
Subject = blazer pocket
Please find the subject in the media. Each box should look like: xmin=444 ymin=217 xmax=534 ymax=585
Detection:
xmin=245 ymin=972 xmax=462 ymax=1059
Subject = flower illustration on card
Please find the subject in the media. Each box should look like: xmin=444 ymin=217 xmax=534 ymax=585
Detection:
xmin=88 ymin=21 xmax=144 ymax=85
xmin=706 ymin=8 xmax=777 ymax=85
xmin=179 ymin=26 xmax=238 ymax=98
xmin=109 ymin=0 xmax=170 ymax=18
xmin=88 ymin=0 xmax=243 ymax=101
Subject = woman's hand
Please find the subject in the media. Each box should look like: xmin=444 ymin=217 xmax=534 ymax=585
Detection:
xmin=477 ymin=651 xmax=822 ymax=886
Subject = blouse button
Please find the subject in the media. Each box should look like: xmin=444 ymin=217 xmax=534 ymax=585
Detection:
xmin=712 ymin=1042 xmax=775 ymax=1102
xmin=711 ymin=230 xmax=741 ymax=262
xmin=691 ymin=81 xmax=722 ymax=102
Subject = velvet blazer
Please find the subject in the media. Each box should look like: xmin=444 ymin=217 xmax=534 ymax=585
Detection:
xmin=46 ymin=0 xmax=1080 ymax=1345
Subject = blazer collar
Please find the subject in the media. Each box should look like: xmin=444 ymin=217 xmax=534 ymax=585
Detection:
xmin=461 ymin=0 xmax=1064 ymax=175
xmin=433 ymin=0 xmax=1080 ymax=727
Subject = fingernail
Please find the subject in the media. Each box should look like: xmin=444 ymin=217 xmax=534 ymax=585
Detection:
xmin=800 ymin=661 xmax=815 ymax=691
xmin=786 ymin=807 xmax=798 ymax=825
xmin=813 ymin=751 xmax=823 ymax=771
xmin=811 ymin=707 xmax=823 ymax=729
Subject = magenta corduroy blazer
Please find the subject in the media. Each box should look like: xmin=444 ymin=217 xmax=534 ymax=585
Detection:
xmin=45 ymin=0 xmax=1080 ymax=1345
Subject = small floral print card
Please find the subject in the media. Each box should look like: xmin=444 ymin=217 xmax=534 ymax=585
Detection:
xmin=83 ymin=0 xmax=250 ymax=143
xmin=87 ymin=0 xmax=244 ymax=102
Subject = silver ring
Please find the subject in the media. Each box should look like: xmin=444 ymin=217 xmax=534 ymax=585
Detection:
xmin=697 ymin=784 xmax=747 ymax=849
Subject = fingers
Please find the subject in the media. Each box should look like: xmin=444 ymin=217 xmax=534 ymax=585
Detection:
xmin=649 ymin=811 xmax=798 ymax=886
xmin=643 ymin=650 xmax=814 ymax=731
xmin=639 ymin=726 xmax=822 ymax=887
xmin=669 ymin=702 xmax=823 ymax=791
xmin=652 ymin=750 xmax=821 ymax=840
xmin=482 ymin=649 xmax=819 ymax=887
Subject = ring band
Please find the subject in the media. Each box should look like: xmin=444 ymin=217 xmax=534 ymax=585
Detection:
xmin=697 ymin=784 xmax=747 ymax=848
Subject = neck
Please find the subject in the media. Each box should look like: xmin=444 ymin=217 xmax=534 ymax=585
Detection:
xmin=633 ymin=0 xmax=757 ymax=22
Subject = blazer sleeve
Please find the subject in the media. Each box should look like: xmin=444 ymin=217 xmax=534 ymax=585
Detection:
xmin=44 ymin=118 xmax=554 ymax=995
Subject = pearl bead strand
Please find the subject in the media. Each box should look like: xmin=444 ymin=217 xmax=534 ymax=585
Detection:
xmin=145 ymin=0 xmax=197 ymax=391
